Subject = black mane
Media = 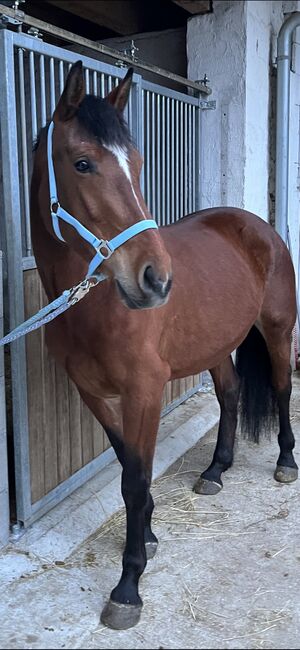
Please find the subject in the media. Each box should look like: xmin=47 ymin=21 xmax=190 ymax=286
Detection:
xmin=77 ymin=95 xmax=131 ymax=148
xmin=33 ymin=94 xmax=131 ymax=151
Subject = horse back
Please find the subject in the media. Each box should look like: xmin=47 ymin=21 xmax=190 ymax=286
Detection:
xmin=161 ymin=207 xmax=291 ymax=286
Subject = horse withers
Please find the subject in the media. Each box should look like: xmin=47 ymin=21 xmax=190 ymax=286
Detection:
xmin=30 ymin=61 xmax=298 ymax=630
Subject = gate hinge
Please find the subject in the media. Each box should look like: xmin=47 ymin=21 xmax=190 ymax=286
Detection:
xmin=199 ymin=100 xmax=216 ymax=110
xmin=0 ymin=13 xmax=23 ymax=28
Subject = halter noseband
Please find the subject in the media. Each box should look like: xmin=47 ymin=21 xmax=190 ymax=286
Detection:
xmin=47 ymin=120 xmax=158 ymax=279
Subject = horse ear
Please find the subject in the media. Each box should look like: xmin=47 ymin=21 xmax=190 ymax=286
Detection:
xmin=106 ymin=68 xmax=133 ymax=112
xmin=53 ymin=60 xmax=85 ymax=122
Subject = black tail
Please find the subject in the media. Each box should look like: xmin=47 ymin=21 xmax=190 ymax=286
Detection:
xmin=236 ymin=326 xmax=277 ymax=443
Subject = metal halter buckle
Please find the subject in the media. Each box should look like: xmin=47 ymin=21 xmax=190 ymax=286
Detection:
xmin=96 ymin=240 xmax=113 ymax=259
xmin=50 ymin=199 xmax=60 ymax=214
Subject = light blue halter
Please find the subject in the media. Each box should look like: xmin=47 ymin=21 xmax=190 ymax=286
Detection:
xmin=47 ymin=120 xmax=158 ymax=279
xmin=0 ymin=121 xmax=158 ymax=346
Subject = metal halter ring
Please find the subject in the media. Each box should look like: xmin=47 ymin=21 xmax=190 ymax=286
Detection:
xmin=96 ymin=240 xmax=113 ymax=259
xmin=50 ymin=199 xmax=61 ymax=214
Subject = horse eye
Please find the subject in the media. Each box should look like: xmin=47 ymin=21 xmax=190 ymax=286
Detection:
xmin=75 ymin=159 xmax=90 ymax=173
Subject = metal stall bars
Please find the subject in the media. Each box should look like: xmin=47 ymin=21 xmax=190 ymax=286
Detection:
xmin=0 ymin=28 xmax=206 ymax=527
xmin=0 ymin=29 xmax=138 ymax=526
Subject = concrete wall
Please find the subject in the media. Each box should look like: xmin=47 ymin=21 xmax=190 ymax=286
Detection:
xmin=187 ymin=0 xmax=300 ymax=298
xmin=187 ymin=1 xmax=247 ymax=209
xmin=244 ymin=1 xmax=277 ymax=220
xmin=243 ymin=1 xmax=300 ymax=224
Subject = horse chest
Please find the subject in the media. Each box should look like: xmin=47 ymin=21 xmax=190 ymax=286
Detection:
xmin=66 ymin=352 xmax=119 ymax=399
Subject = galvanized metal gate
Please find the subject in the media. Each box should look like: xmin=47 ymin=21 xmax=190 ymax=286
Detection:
xmin=0 ymin=251 xmax=10 ymax=546
xmin=0 ymin=28 xmax=204 ymax=527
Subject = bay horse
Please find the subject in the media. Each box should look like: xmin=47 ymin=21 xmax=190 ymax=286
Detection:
xmin=30 ymin=61 xmax=298 ymax=630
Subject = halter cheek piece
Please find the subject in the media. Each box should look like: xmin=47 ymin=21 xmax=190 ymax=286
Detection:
xmin=47 ymin=120 xmax=158 ymax=279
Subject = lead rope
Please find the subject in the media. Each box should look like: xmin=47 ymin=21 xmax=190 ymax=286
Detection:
xmin=0 ymin=276 xmax=103 ymax=347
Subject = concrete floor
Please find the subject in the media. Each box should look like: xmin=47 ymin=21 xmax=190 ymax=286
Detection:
xmin=1 ymin=374 xmax=300 ymax=650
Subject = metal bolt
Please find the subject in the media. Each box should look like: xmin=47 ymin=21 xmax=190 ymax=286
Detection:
xmin=27 ymin=26 xmax=43 ymax=39
xmin=196 ymin=74 xmax=210 ymax=86
xmin=13 ymin=0 xmax=25 ymax=10
xmin=11 ymin=521 xmax=23 ymax=537
xmin=122 ymin=39 xmax=139 ymax=61
xmin=115 ymin=59 xmax=127 ymax=69
xmin=129 ymin=39 xmax=139 ymax=59
xmin=116 ymin=39 xmax=139 ymax=67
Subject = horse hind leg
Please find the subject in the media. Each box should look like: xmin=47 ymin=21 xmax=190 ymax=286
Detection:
xmin=194 ymin=356 xmax=240 ymax=495
xmin=258 ymin=245 xmax=298 ymax=482
xmin=260 ymin=321 xmax=298 ymax=483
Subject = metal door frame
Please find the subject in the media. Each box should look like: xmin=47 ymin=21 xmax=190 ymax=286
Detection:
xmin=0 ymin=251 xmax=10 ymax=546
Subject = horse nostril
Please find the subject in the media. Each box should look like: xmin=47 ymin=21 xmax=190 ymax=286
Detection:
xmin=143 ymin=265 xmax=171 ymax=297
xmin=144 ymin=266 xmax=156 ymax=290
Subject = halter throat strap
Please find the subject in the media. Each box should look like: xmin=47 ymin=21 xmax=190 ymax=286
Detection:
xmin=47 ymin=120 xmax=158 ymax=279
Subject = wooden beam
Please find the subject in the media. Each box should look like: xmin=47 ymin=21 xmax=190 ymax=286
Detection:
xmin=0 ymin=3 xmax=211 ymax=94
xmin=47 ymin=0 xmax=144 ymax=36
xmin=171 ymin=0 xmax=211 ymax=14
xmin=27 ymin=0 xmax=117 ymax=39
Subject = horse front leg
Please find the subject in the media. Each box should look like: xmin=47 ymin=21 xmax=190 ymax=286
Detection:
xmin=144 ymin=490 xmax=158 ymax=559
xmin=78 ymin=389 xmax=159 ymax=560
xmin=100 ymin=373 xmax=166 ymax=630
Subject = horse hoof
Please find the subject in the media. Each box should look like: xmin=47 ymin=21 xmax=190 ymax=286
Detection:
xmin=100 ymin=599 xmax=142 ymax=630
xmin=145 ymin=541 xmax=158 ymax=560
xmin=193 ymin=477 xmax=222 ymax=495
xmin=274 ymin=465 xmax=298 ymax=483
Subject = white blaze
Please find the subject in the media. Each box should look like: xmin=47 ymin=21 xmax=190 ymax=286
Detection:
xmin=104 ymin=144 xmax=146 ymax=218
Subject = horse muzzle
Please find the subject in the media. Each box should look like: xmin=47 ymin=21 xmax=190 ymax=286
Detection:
xmin=116 ymin=267 xmax=172 ymax=310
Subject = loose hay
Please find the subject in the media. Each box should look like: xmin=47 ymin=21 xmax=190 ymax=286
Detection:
xmin=87 ymin=469 xmax=245 ymax=550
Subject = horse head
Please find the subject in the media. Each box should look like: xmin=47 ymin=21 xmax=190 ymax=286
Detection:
xmin=34 ymin=61 xmax=172 ymax=309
